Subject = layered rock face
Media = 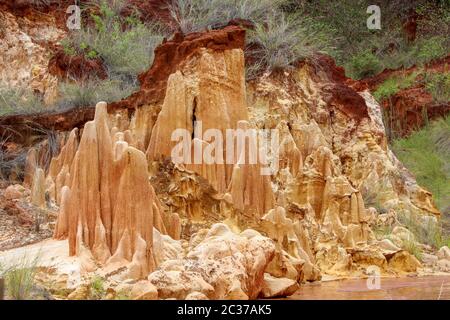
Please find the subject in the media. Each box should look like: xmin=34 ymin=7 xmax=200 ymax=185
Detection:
xmin=149 ymin=223 xmax=275 ymax=300
xmin=0 ymin=6 xmax=65 ymax=104
xmin=22 ymin=26 xmax=444 ymax=298
xmin=245 ymin=55 xmax=439 ymax=277
xmin=146 ymin=45 xmax=274 ymax=219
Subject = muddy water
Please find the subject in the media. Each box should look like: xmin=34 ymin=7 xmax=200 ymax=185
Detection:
xmin=288 ymin=276 xmax=450 ymax=300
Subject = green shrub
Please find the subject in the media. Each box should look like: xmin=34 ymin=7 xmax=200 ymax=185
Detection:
xmin=416 ymin=36 xmax=448 ymax=65
xmin=0 ymin=87 xmax=44 ymax=116
xmin=397 ymin=211 xmax=448 ymax=249
xmin=403 ymin=237 xmax=423 ymax=261
xmin=290 ymin=1 xmax=449 ymax=76
xmin=2 ymin=255 xmax=39 ymax=300
xmin=346 ymin=51 xmax=382 ymax=79
xmin=392 ymin=116 xmax=450 ymax=214
xmin=89 ymin=276 xmax=105 ymax=300
xmin=423 ymin=71 xmax=450 ymax=103
xmin=373 ymin=72 xmax=419 ymax=101
xmin=245 ymin=12 xmax=332 ymax=78
xmin=55 ymin=79 xmax=136 ymax=109
xmin=247 ymin=14 xmax=316 ymax=74
xmin=169 ymin=0 xmax=284 ymax=34
xmin=65 ymin=0 xmax=165 ymax=80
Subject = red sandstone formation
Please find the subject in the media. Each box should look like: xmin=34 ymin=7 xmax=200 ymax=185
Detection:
xmin=351 ymin=55 xmax=450 ymax=137
xmin=115 ymin=25 xmax=246 ymax=109
xmin=52 ymin=102 xmax=177 ymax=279
xmin=0 ymin=26 xmax=246 ymax=142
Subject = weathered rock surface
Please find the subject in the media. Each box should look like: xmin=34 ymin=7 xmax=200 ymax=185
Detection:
xmin=0 ymin=6 xmax=65 ymax=104
xmin=148 ymin=223 xmax=275 ymax=300
xmin=51 ymin=102 xmax=176 ymax=279
xmin=9 ymin=23 xmax=446 ymax=300
xmin=260 ymin=273 xmax=299 ymax=298
xmin=130 ymin=280 xmax=158 ymax=300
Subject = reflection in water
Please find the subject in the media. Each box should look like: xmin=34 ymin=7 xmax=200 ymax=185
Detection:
xmin=288 ymin=276 xmax=450 ymax=300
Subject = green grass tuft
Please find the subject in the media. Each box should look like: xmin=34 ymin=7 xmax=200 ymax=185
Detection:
xmin=423 ymin=71 xmax=450 ymax=103
xmin=1 ymin=255 xmax=40 ymax=300
xmin=373 ymin=72 xmax=419 ymax=101
xmin=392 ymin=116 xmax=450 ymax=215
xmin=89 ymin=276 xmax=105 ymax=300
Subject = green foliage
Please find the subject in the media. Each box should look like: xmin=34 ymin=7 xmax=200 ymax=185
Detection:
xmin=346 ymin=51 xmax=382 ymax=79
xmin=246 ymin=12 xmax=330 ymax=77
xmin=423 ymin=71 xmax=450 ymax=103
xmin=372 ymin=225 xmax=393 ymax=240
xmin=392 ymin=116 xmax=450 ymax=214
xmin=56 ymin=79 xmax=136 ymax=109
xmin=169 ymin=0 xmax=283 ymax=33
xmin=373 ymin=72 xmax=419 ymax=101
xmin=290 ymin=0 xmax=450 ymax=78
xmin=397 ymin=210 xmax=449 ymax=249
xmin=402 ymin=237 xmax=423 ymax=261
xmin=415 ymin=36 xmax=448 ymax=65
xmin=0 ymin=87 xmax=44 ymax=116
xmin=66 ymin=0 xmax=165 ymax=80
xmin=61 ymin=39 xmax=77 ymax=57
xmin=1 ymin=255 xmax=39 ymax=300
xmin=89 ymin=276 xmax=105 ymax=300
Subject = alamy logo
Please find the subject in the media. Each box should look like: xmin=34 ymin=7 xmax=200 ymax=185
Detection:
xmin=66 ymin=5 xmax=81 ymax=30
xmin=170 ymin=121 xmax=279 ymax=176
xmin=367 ymin=5 xmax=381 ymax=30
xmin=366 ymin=265 xmax=381 ymax=290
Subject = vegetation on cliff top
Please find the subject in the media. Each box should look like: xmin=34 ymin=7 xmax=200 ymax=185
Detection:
xmin=1 ymin=0 xmax=448 ymax=116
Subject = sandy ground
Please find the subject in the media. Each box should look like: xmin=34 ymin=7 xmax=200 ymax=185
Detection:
xmin=2 ymin=239 xmax=450 ymax=300
xmin=0 ymin=239 xmax=78 ymax=275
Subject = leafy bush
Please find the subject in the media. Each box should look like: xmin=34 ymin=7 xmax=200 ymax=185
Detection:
xmin=346 ymin=51 xmax=383 ymax=79
xmin=423 ymin=71 xmax=450 ymax=103
xmin=289 ymin=1 xmax=449 ymax=78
